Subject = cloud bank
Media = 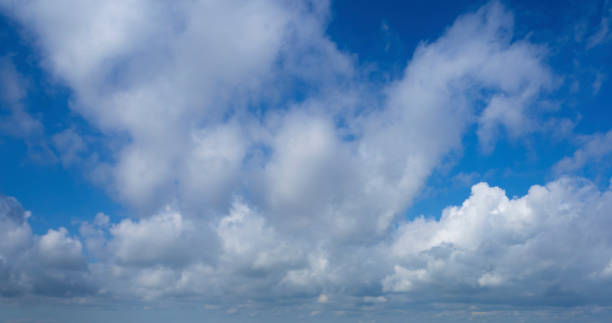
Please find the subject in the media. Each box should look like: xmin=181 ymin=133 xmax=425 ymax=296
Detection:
xmin=0 ymin=0 xmax=611 ymax=321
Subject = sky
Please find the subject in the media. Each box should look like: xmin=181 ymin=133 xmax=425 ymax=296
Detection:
xmin=1 ymin=0 xmax=612 ymax=322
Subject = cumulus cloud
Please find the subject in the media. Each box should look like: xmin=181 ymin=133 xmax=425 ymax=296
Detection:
xmin=385 ymin=177 xmax=612 ymax=305
xmin=0 ymin=0 xmax=353 ymax=212
xmin=0 ymin=0 xmax=607 ymax=320
xmin=7 ymin=175 xmax=612 ymax=313
xmin=0 ymin=194 xmax=92 ymax=298
xmin=0 ymin=0 xmax=554 ymax=219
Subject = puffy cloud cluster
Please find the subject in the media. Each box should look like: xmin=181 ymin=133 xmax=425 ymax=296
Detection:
xmin=1 ymin=0 xmax=353 ymax=214
xmin=5 ymin=175 xmax=612 ymax=313
xmin=385 ymin=177 xmax=612 ymax=305
xmin=1 ymin=0 xmax=610 ymax=319
xmin=0 ymin=195 xmax=91 ymax=298
xmin=0 ymin=0 xmax=555 ymax=228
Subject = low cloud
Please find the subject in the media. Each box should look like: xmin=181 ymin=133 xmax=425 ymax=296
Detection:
xmin=0 ymin=0 xmax=608 ymax=321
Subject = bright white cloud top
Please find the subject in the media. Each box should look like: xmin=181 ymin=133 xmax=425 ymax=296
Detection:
xmin=0 ymin=0 xmax=611 ymax=322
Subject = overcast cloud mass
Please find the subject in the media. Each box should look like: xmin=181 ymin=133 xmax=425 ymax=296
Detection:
xmin=1 ymin=0 xmax=612 ymax=322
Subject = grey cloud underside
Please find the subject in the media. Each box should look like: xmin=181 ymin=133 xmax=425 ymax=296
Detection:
xmin=0 ymin=195 xmax=93 ymax=299
xmin=0 ymin=0 xmax=611 ymax=317
xmin=3 ymin=177 xmax=612 ymax=311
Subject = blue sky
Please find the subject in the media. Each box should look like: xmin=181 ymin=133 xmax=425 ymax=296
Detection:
xmin=1 ymin=0 xmax=612 ymax=322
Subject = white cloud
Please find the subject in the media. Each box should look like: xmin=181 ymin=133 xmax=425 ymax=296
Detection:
xmin=0 ymin=194 xmax=92 ymax=298
xmin=587 ymin=5 xmax=612 ymax=49
xmin=282 ymin=252 xmax=334 ymax=289
xmin=593 ymin=72 xmax=606 ymax=95
xmin=2 ymin=0 xmax=610 ymax=319
xmin=382 ymin=265 xmax=428 ymax=292
xmin=0 ymin=195 xmax=33 ymax=260
xmin=179 ymin=123 xmax=248 ymax=210
xmin=51 ymin=128 xmax=86 ymax=166
xmin=478 ymin=272 xmax=505 ymax=287
xmin=317 ymin=293 xmax=329 ymax=303
xmin=0 ymin=0 xmax=556 ymax=238
xmin=601 ymin=259 xmax=612 ymax=278
xmin=554 ymin=129 xmax=612 ymax=173
xmin=0 ymin=56 xmax=42 ymax=139
xmin=108 ymin=207 xmax=212 ymax=267
xmin=37 ymin=228 xmax=84 ymax=269
xmin=385 ymin=177 xmax=612 ymax=303
xmin=216 ymin=200 xmax=300 ymax=270
xmin=0 ymin=0 xmax=349 ymax=211
xmin=5 ymin=174 xmax=612 ymax=312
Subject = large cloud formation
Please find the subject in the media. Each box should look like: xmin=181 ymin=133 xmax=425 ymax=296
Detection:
xmin=1 ymin=0 xmax=611 ymax=321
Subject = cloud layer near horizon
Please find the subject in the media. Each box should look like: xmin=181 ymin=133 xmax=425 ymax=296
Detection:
xmin=3 ymin=176 xmax=612 ymax=313
xmin=1 ymin=0 xmax=611 ymax=320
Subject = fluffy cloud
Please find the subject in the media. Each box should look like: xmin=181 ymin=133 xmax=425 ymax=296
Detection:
xmin=7 ymin=175 xmax=612 ymax=313
xmin=385 ymin=177 xmax=612 ymax=305
xmin=0 ymin=195 xmax=91 ymax=298
xmin=37 ymin=228 xmax=85 ymax=270
xmin=0 ymin=0 xmax=554 ymax=220
xmin=0 ymin=0 xmax=352 ymax=212
xmin=1 ymin=0 xmax=609 ymax=320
